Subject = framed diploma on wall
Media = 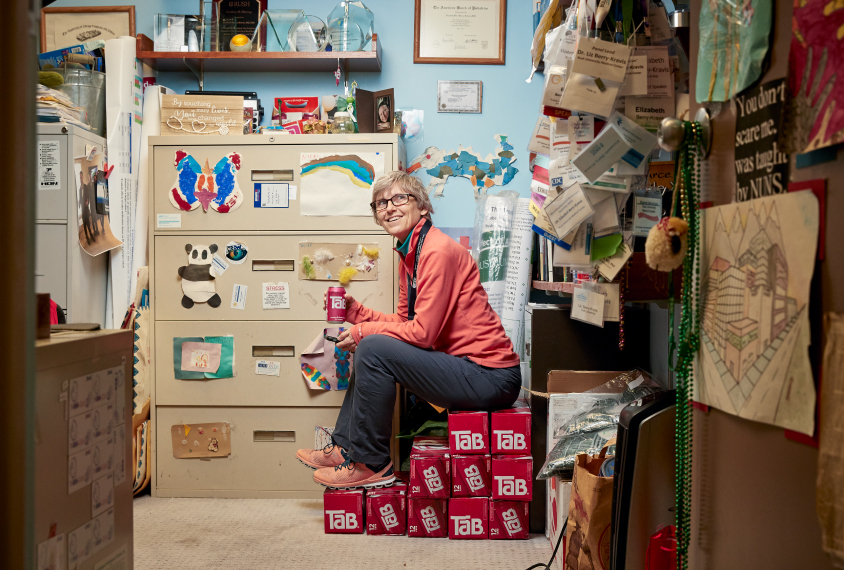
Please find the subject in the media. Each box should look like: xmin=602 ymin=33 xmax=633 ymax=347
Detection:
xmin=40 ymin=6 xmax=135 ymax=52
xmin=414 ymin=0 xmax=507 ymax=65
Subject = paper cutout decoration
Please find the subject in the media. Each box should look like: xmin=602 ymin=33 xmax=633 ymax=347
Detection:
xmin=695 ymin=0 xmax=772 ymax=103
xmin=784 ymin=0 xmax=844 ymax=153
xmin=171 ymin=422 xmax=231 ymax=458
xmin=173 ymin=336 xmax=235 ymax=379
xmin=298 ymin=242 xmax=379 ymax=281
xmin=75 ymin=154 xmax=123 ymax=257
xmin=180 ymin=342 xmax=222 ymax=373
xmin=178 ymin=244 xmax=222 ymax=309
xmin=300 ymin=327 xmax=352 ymax=390
xmin=696 ymin=192 xmax=819 ymax=436
xmin=407 ymin=135 xmax=519 ymax=198
xmin=299 ymin=152 xmax=386 ymax=216
xmin=169 ymin=149 xmax=244 ymax=213
xmin=225 ymin=240 xmax=248 ymax=264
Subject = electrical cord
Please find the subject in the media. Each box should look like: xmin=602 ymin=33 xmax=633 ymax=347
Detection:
xmin=525 ymin=518 xmax=568 ymax=570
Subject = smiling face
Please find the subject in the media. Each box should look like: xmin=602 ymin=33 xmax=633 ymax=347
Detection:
xmin=377 ymin=184 xmax=428 ymax=242
xmin=378 ymin=104 xmax=389 ymax=123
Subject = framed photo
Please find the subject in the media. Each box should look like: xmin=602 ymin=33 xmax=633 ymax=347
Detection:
xmin=374 ymin=89 xmax=394 ymax=132
xmin=437 ymin=80 xmax=483 ymax=113
xmin=41 ymin=6 xmax=135 ymax=53
xmin=414 ymin=0 xmax=506 ymax=65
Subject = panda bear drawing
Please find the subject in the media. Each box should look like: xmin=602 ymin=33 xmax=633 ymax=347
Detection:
xmin=178 ymin=244 xmax=222 ymax=309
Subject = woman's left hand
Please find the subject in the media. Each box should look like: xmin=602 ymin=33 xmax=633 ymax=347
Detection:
xmin=336 ymin=329 xmax=358 ymax=353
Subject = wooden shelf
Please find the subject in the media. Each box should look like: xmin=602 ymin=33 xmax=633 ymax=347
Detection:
xmin=135 ymin=33 xmax=382 ymax=73
xmin=532 ymin=281 xmax=575 ymax=294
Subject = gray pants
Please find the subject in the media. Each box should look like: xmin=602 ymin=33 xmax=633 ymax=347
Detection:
xmin=331 ymin=334 xmax=522 ymax=465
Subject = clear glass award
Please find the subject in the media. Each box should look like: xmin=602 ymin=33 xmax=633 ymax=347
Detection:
xmin=326 ymin=1 xmax=374 ymax=52
xmin=287 ymin=15 xmax=328 ymax=52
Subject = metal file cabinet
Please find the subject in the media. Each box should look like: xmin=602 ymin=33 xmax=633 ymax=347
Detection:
xmin=148 ymin=134 xmax=404 ymax=498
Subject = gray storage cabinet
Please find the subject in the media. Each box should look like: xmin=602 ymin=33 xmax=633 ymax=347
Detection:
xmin=148 ymin=133 xmax=404 ymax=498
xmin=36 ymin=124 xmax=108 ymax=326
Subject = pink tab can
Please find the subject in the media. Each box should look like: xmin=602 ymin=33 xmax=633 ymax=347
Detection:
xmin=327 ymin=287 xmax=346 ymax=323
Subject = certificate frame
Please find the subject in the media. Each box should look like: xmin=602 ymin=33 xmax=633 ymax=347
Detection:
xmin=414 ymin=0 xmax=507 ymax=65
xmin=437 ymin=80 xmax=483 ymax=113
xmin=40 ymin=6 xmax=135 ymax=53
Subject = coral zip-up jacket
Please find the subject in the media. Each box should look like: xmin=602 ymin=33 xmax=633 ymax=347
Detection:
xmin=347 ymin=221 xmax=520 ymax=368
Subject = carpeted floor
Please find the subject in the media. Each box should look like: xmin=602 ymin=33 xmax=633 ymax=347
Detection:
xmin=134 ymin=496 xmax=553 ymax=569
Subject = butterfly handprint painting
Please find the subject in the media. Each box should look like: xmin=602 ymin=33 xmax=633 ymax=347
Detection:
xmin=169 ymin=149 xmax=244 ymax=213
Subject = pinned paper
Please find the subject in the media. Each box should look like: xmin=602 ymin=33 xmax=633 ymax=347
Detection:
xmin=633 ymin=193 xmax=663 ymax=237
xmin=180 ymin=342 xmax=222 ymax=373
xmin=596 ymin=242 xmax=634 ymax=281
xmin=231 ymin=284 xmax=247 ymax=310
xmin=253 ymin=183 xmax=290 ymax=208
xmin=211 ymin=254 xmax=229 ymax=276
xmin=36 ymin=534 xmax=66 ymax=570
xmin=179 ymin=244 xmax=222 ymax=309
xmin=576 ymin=283 xmax=620 ymax=322
xmin=173 ymin=337 xmax=206 ymax=380
xmin=572 ymin=113 xmax=657 ymax=182
xmin=91 ymin=472 xmax=114 ymax=518
xmin=255 ymin=360 xmax=281 ymax=376
xmin=203 ymin=336 xmax=235 ymax=379
xmin=571 ymin=287 xmax=605 ymax=327
xmin=625 ymin=96 xmax=676 ymax=132
xmin=171 ymin=422 xmax=231 ymax=458
xmin=225 ymin=241 xmax=248 ymax=264
xmin=170 ymin=150 xmax=244 ymax=213
xmin=262 ymin=282 xmax=290 ymax=309
xmin=635 ymin=46 xmax=673 ymax=98
xmin=67 ymin=521 xmax=93 ymax=568
xmin=544 ymin=183 xmax=594 ymax=239
xmin=91 ymin=508 xmax=115 ymax=553
xmin=68 ymin=448 xmax=93 ymax=494
xmin=591 ymin=234 xmax=623 ymax=261
xmin=298 ymin=242 xmax=379 ymax=281
xmin=620 ymin=56 xmax=648 ymax=96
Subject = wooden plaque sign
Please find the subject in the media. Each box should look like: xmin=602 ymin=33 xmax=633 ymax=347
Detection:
xmin=161 ymin=95 xmax=243 ymax=136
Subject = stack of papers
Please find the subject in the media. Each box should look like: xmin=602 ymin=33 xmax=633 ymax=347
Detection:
xmin=36 ymin=85 xmax=90 ymax=130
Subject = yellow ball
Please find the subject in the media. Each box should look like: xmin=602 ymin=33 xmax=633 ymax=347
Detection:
xmin=230 ymin=34 xmax=252 ymax=52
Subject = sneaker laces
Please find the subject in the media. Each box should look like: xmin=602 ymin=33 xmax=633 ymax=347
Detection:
xmin=334 ymin=458 xmax=356 ymax=472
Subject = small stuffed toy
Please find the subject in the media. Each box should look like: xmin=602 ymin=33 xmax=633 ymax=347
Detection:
xmin=645 ymin=217 xmax=689 ymax=271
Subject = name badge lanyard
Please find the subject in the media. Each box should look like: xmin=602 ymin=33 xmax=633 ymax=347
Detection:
xmin=406 ymin=219 xmax=432 ymax=321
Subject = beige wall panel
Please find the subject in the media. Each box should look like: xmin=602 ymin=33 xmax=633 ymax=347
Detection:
xmin=155 ymin=320 xmax=349 ymax=407
xmin=154 ymin=406 xmax=341 ymax=494
xmin=154 ymin=234 xmax=394 ymax=321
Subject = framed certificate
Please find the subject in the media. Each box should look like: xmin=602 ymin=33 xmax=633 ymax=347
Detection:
xmin=437 ymin=81 xmax=483 ymax=113
xmin=41 ymin=6 xmax=135 ymax=52
xmin=414 ymin=0 xmax=507 ymax=65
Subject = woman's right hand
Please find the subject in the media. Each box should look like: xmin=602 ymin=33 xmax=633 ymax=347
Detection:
xmin=323 ymin=291 xmax=356 ymax=311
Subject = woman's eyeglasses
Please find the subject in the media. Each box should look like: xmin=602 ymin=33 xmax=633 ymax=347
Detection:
xmin=370 ymin=193 xmax=416 ymax=211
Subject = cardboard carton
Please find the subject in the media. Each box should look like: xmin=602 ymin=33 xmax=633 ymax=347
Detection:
xmin=492 ymin=455 xmax=533 ymax=501
xmin=490 ymin=500 xmax=530 ymax=540
xmin=367 ymin=488 xmax=407 ymax=536
xmin=411 ymin=436 xmax=450 ymax=456
xmin=495 ymin=398 xmax=531 ymax=413
xmin=449 ymin=411 xmax=489 ymax=454
xmin=491 ymin=411 xmax=531 ymax=454
xmin=323 ymin=488 xmax=364 ymax=534
xmin=451 ymin=455 xmax=492 ymax=498
xmin=409 ymin=454 xmax=451 ymax=499
xmin=407 ymin=498 xmax=448 ymax=537
xmin=448 ymin=497 xmax=489 ymax=540
xmin=548 ymin=478 xmax=572 ymax=568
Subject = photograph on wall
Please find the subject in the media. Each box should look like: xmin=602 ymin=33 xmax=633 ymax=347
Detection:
xmin=75 ymin=154 xmax=122 ymax=257
xmin=299 ymin=152 xmax=386 ymax=216
xmin=695 ymin=192 xmax=819 ymax=435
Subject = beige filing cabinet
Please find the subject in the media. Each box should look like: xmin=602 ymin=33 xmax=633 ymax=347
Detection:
xmin=35 ymin=329 xmax=133 ymax=570
xmin=36 ymin=124 xmax=108 ymax=326
xmin=149 ymin=134 xmax=404 ymax=498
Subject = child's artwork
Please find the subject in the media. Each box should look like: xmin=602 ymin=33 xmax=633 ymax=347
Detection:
xmin=784 ymin=0 xmax=844 ymax=153
xmin=173 ymin=336 xmax=235 ymax=379
xmin=407 ymin=134 xmax=519 ymax=198
xmin=300 ymin=327 xmax=352 ymax=391
xmin=299 ymin=152 xmax=386 ymax=216
xmin=169 ymin=150 xmax=244 ymax=213
xmin=180 ymin=341 xmax=222 ymax=373
xmin=695 ymin=192 xmax=819 ymax=435
xmin=171 ymin=422 xmax=231 ymax=458
xmin=75 ymin=153 xmax=123 ymax=256
xmin=299 ymin=242 xmax=379 ymax=282
xmin=178 ymin=244 xmax=221 ymax=309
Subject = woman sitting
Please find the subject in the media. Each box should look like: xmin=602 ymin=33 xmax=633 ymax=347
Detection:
xmin=296 ymin=171 xmax=521 ymax=488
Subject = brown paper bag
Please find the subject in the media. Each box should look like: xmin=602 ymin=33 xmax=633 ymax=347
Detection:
xmin=564 ymin=441 xmax=615 ymax=570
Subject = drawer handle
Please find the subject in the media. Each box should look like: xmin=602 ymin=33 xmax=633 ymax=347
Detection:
xmin=252 ymin=345 xmax=294 ymax=357
xmin=252 ymin=170 xmax=294 ymax=181
xmin=253 ymin=430 xmax=295 ymax=442
xmin=253 ymin=260 xmax=295 ymax=271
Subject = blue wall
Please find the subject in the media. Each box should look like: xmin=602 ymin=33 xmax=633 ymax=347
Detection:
xmin=51 ymin=0 xmax=543 ymax=228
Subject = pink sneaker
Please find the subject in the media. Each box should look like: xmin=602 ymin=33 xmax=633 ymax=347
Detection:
xmin=296 ymin=442 xmax=347 ymax=470
xmin=313 ymin=458 xmax=396 ymax=490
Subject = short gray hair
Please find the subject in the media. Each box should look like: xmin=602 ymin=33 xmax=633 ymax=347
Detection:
xmin=370 ymin=171 xmax=434 ymax=225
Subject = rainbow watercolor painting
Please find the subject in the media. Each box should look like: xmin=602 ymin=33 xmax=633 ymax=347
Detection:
xmin=300 ymin=152 xmax=385 ymax=217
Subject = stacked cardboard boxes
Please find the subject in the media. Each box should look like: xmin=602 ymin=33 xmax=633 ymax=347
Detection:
xmin=324 ymin=399 xmax=532 ymax=538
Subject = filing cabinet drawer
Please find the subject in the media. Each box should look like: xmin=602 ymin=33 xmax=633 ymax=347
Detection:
xmin=154 ymin=234 xmax=394 ymax=321
xmin=152 ymin=142 xmax=393 ymax=232
xmin=155 ymin=321 xmax=348 ymax=407
xmin=154 ymin=405 xmax=340 ymax=493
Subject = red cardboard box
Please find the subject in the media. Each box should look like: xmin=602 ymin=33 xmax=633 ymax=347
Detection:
xmin=411 ymin=436 xmax=450 ymax=456
xmin=367 ymin=488 xmax=407 ymax=536
xmin=409 ymin=454 xmax=450 ymax=499
xmin=449 ymin=411 xmax=489 ymax=454
xmin=323 ymin=488 xmax=365 ymax=534
xmin=448 ymin=497 xmax=489 ymax=540
xmin=491 ymin=455 xmax=533 ymax=501
xmin=272 ymin=96 xmax=320 ymax=125
xmin=489 ymin=501 xmax=530 ymax=539
xmin=496 ymin=398 xmax=531 ymax=413
xmin=407 ymin=498 xmax=448 ymax=537
xmin=451 ymin=455 xmax=492 ymax=498
xmin=491 ymin=411 xmax=531 ymax=454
